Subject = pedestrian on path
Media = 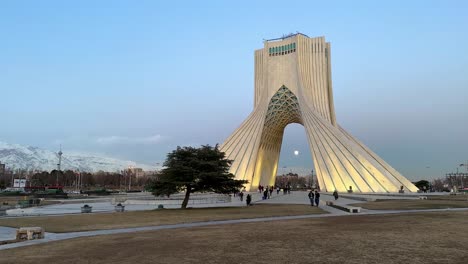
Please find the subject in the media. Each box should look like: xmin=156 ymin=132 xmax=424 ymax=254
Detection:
xmin=308 ymin=190 xmax=315 ymax=206
xmin=314 ymin=190 xmax=320 ymax=206
xmin=239 ymin=191 xmax=244 ymax=202
xmin=333 ymin=190 xmax=339 ymax=200
xmin=276 ymin=186 xmax=280 ymax=195
xmin=246 ymin=194 xmax=252 ymax=206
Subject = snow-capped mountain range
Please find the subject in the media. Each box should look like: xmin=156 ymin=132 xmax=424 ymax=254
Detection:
xmin=0 ymin=141 xmax=160 ymax=172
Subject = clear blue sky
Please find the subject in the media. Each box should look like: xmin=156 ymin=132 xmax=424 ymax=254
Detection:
xmin=1 ymin=0 xmax=467 ymax=180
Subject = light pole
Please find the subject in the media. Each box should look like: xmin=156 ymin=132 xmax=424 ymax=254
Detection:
xmin=10 ymin=166 xmax=14 ymax=188
xmin=79 ymin=170 xmax=83 ymax=191
xmin=75 ymin=169 xmax=80 ymax=192
xmin=310 ymin=170 xmax=314 ymax=188
xmin=128 ymin=171 xmax=132 ymax=191
xmin=119 ymin=170 xmax=123 ymax=191
xmin=460 ymin=161 xmax=468 ymax=189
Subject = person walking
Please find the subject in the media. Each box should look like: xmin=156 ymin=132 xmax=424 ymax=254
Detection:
xmin=239 ymin=191 xmax=244 ymax=202
xmin=276 ymin=186 xmax=280 ymax=195
xmin=333 ymin=190 xmax=339 ymax=200
xmin=308 ymin=190 xmax=315 ymax=206
xmin=314 ymin=190 xmax=320 ymax=206
xmin=246 ymin=194 xmax=252 ymax=206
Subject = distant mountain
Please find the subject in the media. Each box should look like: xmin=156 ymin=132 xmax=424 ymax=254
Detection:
xmin=0 ymin=141 xmax=160 ymax=172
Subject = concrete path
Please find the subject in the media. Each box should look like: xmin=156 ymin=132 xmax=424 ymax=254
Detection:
xmin=254 ymin=191 xmax=364 ymax=215
xmin=0 ymin=226 xmax=17 ymax=242
xmin=0 ymin=190 xmax=428 ymax=217
xmin=3 ymin=194 xmax=254 ymax=217
xmin=0 ymin=192 xmax=264 ymax=240
xmin=1 ymin=206 xmax=468 ymax=251
xmin=1 ymin=191 xmax=466 ymax=251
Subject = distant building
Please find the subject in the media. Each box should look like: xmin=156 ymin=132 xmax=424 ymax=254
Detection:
xmin=125 ymin=167 xmax=144 ymax=178
xmin=0 ymin=161 xmax=5 ymax=176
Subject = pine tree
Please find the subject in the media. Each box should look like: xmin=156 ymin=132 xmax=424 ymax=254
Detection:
xmin=147 ymin=145 xmax=247 ymax=208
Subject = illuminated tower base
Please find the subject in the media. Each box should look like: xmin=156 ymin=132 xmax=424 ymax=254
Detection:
xmin=220 ymin=33 xmax=418 ymax=193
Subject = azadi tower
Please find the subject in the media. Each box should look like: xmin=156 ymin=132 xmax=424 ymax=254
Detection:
xmin=220 ymin=33 xmax=418 ymax=193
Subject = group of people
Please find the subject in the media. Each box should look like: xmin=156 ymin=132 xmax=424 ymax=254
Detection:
xmin=307 ymin=190 xmax=321 ymax=206
xmin=234 ymin=191 xmax=252 ymax=205
xmin=258 ymin=185 xmax=292 ymax=199
xmin=239 ymin=185 xmax=337 ymax=207
xmin=307 ymin=189 xmax=339 ymax=207
xmin=234 ymin=188 xmax=247 ymax=201
xmin=236 ymin=184 xmax=290 ymax=206
xmin=234 ymin=190 xmax=252 ymax=205
xmin=261 ymin=185 xmax=274 ymax=199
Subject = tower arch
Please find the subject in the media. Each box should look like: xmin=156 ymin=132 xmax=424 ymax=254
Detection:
xmin=221 ymin=34 xmax=418 ymax=193
xmin=253 ymin=85 xmax=302 ymax=187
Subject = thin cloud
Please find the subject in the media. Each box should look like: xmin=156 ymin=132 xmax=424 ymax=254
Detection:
xmin=96 ymin=135 xmax=163 ymax=145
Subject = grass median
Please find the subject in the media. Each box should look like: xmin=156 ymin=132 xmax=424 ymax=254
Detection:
xmin=0 ymin=204 xmax=325 ymax=233
xmin=354 ymin=199 xmax=468 ymax=210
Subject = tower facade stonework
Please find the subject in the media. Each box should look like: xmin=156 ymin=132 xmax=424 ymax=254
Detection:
xmin=220 ymin=34 xmax=418 ymax=193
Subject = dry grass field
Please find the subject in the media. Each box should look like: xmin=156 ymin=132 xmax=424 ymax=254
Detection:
xmin=0 ymin=204 xmax=324 ymax=233
xmin=427 ymin=194 xmax=468 ymax=201
xmin=354 ymin=199 xmax=468 ymax=210
xmin=0 ymin=196 xmax=25 ymax=205
xmin=1 ymin=211 xmax=467 ymax=264
xmin=0 ymin=196 xmax=61 ymax=207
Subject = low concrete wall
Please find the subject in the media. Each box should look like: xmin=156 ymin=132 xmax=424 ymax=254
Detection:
xmin=123 ymin=195 xmax=232 ymax=206
xmin=326 ymin=201 xmax=361 ymax=213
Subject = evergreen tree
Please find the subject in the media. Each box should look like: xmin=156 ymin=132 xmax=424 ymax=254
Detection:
xmin=147 ymin=145 xmax=247 ymax=208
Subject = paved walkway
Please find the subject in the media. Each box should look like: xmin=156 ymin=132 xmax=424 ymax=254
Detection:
xmin=1 ymin=191 xmax=465 ymax=251
xmin=3 ymin=193 xmax=260 ymax=218
xmin=0 ymin=226 xmax=17 ymax=242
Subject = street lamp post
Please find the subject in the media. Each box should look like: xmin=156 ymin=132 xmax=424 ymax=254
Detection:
xmin=128 ymin=171 xmax=132 ymax=191
xmin=310 ymin=169 xmax=314 ymax=188
xmin=460 ymin=161 xmax=468 ymax=189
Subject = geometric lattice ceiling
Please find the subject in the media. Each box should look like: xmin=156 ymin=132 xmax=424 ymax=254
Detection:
xmin=264 ymin=85 xmax=302 ymax=128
